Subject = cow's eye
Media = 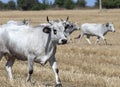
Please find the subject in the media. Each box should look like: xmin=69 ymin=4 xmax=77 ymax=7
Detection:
xmin=54 ymin=29 xmax=57 ymax=35
xmin=71 ymin=25 xmax=73 ymax=28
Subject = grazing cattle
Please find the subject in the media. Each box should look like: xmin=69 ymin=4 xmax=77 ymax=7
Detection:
xmin=77 ymin=22 xmax=115 ymax=45
xmin=0 ymin=17 xmax=67 ymax=87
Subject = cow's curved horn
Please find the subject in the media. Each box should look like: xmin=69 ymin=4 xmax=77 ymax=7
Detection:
xmin=47 ymin=16 xmax=53 ymax=25
xmin=23 ymin=19 xmax=26 ymax=24
xmin=47 ymin=16 xmax=49 ymax=22
xmin=66 ymin=16 xmax=69 ymax=22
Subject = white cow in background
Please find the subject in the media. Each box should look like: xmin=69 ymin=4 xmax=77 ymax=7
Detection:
xmin=7 ymin=19 xmax=30 ymax=25
xmin=0 ymin=17 xmax=67 ymax=87
xmin=0 ymin=19 xmax=30 ymax=32
xmin=77 ymin=22 xmax=115 ymax=45
xmin=0 ymin=23 xmax=30 ymax=31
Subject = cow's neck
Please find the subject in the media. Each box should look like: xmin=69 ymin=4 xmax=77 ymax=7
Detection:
xmin=40 ymin=33 xmax=56 ymax=65
xmin=103 ymin=25 xmax=109 ymax=35
xmin=45 ymin=33 xmax=56 ymax=53
xmin=69 ymin=28 xmax=76 ymax=34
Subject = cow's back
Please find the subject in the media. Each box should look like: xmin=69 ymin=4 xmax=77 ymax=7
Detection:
xmin=81 ymin=23 xmax=103 ymax=34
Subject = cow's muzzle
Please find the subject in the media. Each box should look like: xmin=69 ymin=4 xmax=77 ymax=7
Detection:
xmin=112 ymin=30 xmax=115 ymax=32
xmin=61 ymin=39 xmax=67 ymax=44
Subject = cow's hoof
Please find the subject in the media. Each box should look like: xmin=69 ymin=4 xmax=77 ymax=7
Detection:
xmin=55 ymin=84 xmax=62 ymax=87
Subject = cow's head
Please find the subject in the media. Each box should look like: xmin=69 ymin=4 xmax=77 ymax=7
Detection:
xmin=60 ymin=16 xmax=70 ymax=29
xmin=106 ymin=22 xmax=115 ymax=32
xmin=23 ymin=19 xmax=30 ymax=25
xmin=43 ymin=17 xmax=67 ymax=45
xmin=65 ymin=22 xmax=80 ymax=32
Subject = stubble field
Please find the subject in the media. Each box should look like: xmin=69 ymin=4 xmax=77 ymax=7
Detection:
xmin=0 ymin=9 xmax=120 ymax=87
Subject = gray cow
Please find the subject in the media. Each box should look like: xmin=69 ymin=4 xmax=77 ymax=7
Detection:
xmin=77 ymin=22 xmax=115 ymax=45
xmin=64 ymin=22 xmax=80 ymax=42
xmin=0 ymin=17 xmax=67 ymax=87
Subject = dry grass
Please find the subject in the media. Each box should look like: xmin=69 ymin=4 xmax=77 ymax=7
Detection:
xmin=0 ymin=9 xmax=120 ymax=87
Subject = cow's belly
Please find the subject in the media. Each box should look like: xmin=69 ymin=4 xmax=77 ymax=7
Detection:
xmin=8 ymin=48 xmax=28 ymax=61
xmin=11 ymin=52 xmax=27 ymax=61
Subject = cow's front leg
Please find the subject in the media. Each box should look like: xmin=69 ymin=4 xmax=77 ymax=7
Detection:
xmin=95 ymin=36 xmax=100 ymax=45
xmin=49 ymin=56 xmax=62 ymax=87
xmin=100 ymin=35 xmax=107 ymax=45
xmin=26 ymin=57 xmax=34 ymax=82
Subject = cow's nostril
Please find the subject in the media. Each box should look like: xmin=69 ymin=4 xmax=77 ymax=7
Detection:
xmin=62 ymin=39 xmax=67 ymax=44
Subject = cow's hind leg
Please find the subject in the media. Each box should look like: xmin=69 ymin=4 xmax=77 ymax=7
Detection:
xmin=0 ymin=43 xmax=9 ymax=61
xmin=5 ymin=56 xmax=15 ymax=80
xmin=49 ymin=56 xmax=62 ymax=87
xmin=0 ymin=49 xmax=6 ymax=61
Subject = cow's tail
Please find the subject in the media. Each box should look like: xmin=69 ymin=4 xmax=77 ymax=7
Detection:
xmin=74 ymin=34 xmax=81 ymax=39
xmin=78 ymin=26 xmax=81 ymax=30
xmin=0 ymin=46 xmax=10 ymax=61
xmin=74 ymin=25 xmax=81 ymax=39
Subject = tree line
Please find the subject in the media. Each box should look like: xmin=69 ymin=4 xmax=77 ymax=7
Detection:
xmin=0 ymin=0 xmax=86 ymax=10
xmin=0 ymin=0 xmax=120 ymax=10
xmin=95 ymin=0 xmax=120 ymax=8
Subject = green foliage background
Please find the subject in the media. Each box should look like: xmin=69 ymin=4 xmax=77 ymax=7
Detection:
xmin=0 ymin=0 xmax=120 ymax=10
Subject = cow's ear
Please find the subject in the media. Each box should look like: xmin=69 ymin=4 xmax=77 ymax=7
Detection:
xmin=106 ymin=23 xmax=109 ymax=27
xmin=65 ymin=24 xmax=69 ymax=30
xmin=43 ymin=26 xmax=51 ymax=33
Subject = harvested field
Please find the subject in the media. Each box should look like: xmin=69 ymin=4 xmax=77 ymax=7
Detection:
xmin=0 ymin=9 xmax=120 ymax=87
